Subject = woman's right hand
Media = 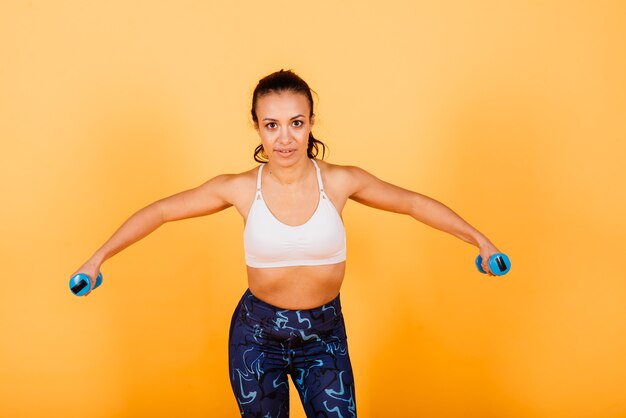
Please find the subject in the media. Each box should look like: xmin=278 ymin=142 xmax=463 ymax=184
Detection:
xmin=71 ymin=259 xmax=102 ymax=296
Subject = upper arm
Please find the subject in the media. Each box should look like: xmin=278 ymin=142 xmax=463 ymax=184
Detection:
xmin=153 ymin=174 xmax=235 ymax=223
xmin=346 ymin=166 xmax=420 ymax=215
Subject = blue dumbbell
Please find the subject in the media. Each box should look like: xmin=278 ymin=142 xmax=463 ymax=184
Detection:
xmin=69 ymin=272 xmax=103 ymax=296
xmin=475 ymin=253 xmax=511 ymax=276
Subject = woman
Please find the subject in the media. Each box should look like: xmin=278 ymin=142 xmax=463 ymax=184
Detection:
xmin=73 ymin=69 xmax=502 ymax=417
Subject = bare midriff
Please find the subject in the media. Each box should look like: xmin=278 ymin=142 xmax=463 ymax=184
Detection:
xmin=246 ymin=262 xmax=346 ymax=310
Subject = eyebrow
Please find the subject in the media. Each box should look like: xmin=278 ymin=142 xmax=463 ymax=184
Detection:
xmin=262 ymin=114 xmax=305 ymax=122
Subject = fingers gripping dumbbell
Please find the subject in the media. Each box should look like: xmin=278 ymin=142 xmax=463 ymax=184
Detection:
xmin=475 ymin=253 xmax=511 ymax=276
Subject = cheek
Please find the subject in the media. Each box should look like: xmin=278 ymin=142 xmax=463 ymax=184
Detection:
xmin=258 ymin=133 xmax=275 ymax=150
xmin=257 ymin=130 xmax=272 ymax=142
xmin=296 ymin=127 xmax=311 ymax=139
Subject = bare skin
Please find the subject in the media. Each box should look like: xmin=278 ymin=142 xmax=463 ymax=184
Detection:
xmin=73 ymin=92 xmax=500 ymax=308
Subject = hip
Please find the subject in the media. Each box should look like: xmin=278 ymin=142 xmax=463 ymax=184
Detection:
xmin=230 ymin=288 xmax=347 ymax=347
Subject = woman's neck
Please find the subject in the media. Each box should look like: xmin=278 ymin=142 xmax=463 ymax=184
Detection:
xmin=265 ymin=158 xmax=313 ymax=186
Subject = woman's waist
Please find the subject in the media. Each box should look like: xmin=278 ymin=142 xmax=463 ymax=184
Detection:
xmin=246 ymin=262 xmax=345 ymax=310
xmin=238 ymin=288 xmax=344 ymax=337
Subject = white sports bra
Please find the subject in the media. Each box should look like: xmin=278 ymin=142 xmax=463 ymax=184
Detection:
xmin=243 ymin=159 xmax=347 ymax=268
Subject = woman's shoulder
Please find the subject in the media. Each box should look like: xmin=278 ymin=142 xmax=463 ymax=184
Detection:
xmin=217 ymin=165 xmax=259 ymax=190
xmin=316 ymin=159 xmax=391 ymax=200
xmin=205 ymin=165 xmax=260 ymax=202
xmin=219 ymin=165 xmax=259 ymax=183
xmin=316 ymin=159 xmax=364 ymax=181
xmin=315 ymin=159 xmax=369 ymax=197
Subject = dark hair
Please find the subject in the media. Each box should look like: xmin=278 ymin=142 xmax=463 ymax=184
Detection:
xmin=251 ymin=69 xmax=327 ymax=163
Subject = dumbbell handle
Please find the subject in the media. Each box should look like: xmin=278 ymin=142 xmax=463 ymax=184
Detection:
xmin=69 ymin=272 xmax=103 ymax=296
xmin=476 ymin=253 xmax=511 ymax=276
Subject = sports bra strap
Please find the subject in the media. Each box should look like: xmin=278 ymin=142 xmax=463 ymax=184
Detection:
xmin=311 ymin=159 xmax=325 ymax=192
xmin=256 ymin=164 xmax=264 ymax=191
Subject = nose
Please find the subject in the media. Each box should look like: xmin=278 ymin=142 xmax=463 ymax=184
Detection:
xmin=277 ymin=126 xmax=291 ymax=144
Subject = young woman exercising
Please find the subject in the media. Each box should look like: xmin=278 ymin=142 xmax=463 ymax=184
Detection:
xmin=73 ymin=69 xmax=503 ymax=417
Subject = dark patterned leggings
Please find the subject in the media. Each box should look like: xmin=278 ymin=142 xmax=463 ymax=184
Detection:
xmin=228 ymin=289 xmax=357 ymax=417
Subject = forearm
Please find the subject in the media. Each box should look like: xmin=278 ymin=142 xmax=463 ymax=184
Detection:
xmin=90 ymin=202 xmax=165 ymax=265
xmin=410 ymin=194 xmax=491 ymax=248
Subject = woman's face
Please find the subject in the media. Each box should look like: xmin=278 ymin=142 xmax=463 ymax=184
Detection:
xmin=254 ymin=91 xmax=314 ymax=166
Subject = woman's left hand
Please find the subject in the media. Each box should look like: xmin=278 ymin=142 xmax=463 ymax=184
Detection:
xmin=478 ymin=242 xmax=501 ymax=276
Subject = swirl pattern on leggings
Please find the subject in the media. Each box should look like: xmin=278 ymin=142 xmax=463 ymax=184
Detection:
xmin=228 ymin=289 xmax=357 ymax=417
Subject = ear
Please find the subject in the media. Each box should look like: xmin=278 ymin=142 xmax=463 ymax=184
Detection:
xmin=310 ymin=113 xmax=315 ymax=126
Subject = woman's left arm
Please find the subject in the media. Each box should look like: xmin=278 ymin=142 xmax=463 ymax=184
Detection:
xmin=345 ymin=166 xmax=501 ymax=275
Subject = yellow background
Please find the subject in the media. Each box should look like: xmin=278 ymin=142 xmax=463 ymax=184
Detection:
xmin=1 ymin=1 xmax=625 ymax=417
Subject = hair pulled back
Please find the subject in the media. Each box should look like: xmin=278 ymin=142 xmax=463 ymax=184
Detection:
xmin=251 ymin=69 xmax=327 ymax=163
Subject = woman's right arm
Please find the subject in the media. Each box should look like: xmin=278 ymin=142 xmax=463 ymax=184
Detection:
xmin=73 ymin=174 xmax=235 ymax=294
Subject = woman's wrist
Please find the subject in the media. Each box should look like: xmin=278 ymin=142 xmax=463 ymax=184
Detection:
xmin=90 ymin=250 xmax=107 ymax=268
xmin=471 ymin=231 xmax=493 ymax=250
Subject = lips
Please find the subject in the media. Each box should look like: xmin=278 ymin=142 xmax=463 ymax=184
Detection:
xmin=275 ymin=149 xmax=295 ymax=156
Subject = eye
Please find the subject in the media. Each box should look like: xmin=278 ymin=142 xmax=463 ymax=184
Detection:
xmin=265 ymin=122 xmax=277 ymax=129
xmin=292 ymin=120 xmax=304 ymax=127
